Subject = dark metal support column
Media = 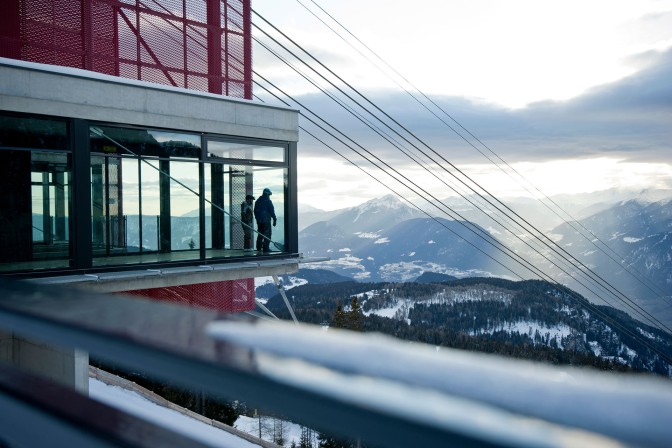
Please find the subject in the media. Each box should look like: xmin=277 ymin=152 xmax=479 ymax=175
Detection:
xmin=285 ymin=141 xmax=298 ymax=253
xmin=211 ymin=164 xmax=224 ymax=250
xmin=159 ymin=160 xmax=171 ymax=253
xmin=72 ymin=119 xmax=92 ymax=269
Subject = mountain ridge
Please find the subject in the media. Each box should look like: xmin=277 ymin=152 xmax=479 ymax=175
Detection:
xmin=263 ymin=276 xmax=672 ymax=377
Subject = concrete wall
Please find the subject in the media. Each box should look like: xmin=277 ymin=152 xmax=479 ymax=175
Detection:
xmin=0 ymin=330 xmax=89 ymax=394
xmin=0 ymin=58 xmax=299 ymax=142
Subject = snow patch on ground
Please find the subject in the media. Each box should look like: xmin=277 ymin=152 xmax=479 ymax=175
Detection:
xmin=254 ymin=277 xmax=274 ymax=288
xmin=477 ymin=321 xmax=574 ymax=347
xmin=356 ymin=231 xmax=381 ymax=239
xmin=255 ymin=276 xmax=307 ymax=291
xmin=314 ymin=255 xmax=372 ymax=280
xmin=234 ymin=415 xmax=304 ymax=447
xmin=378 ymin=261 xmax=494 ymax=282
xmin=638 ymin=327 xmax=658 ymax=340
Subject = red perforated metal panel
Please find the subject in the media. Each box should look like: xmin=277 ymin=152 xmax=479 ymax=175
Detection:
xmin=124 ymin=278 xmax=256 ymax=313
xmin=0 ymin=0 xmax=252 ymax=99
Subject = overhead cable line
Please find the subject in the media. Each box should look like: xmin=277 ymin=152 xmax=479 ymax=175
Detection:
xmin=252 ymin=79 xmax=672 ymax=365
xmin=292 ymin=0 xmax=672 ymax=306
xmin=253 ymin=35 xmax=603 ymax=295
xmin=252 ymin=73 xmax=539 ymax=281
xmin=252 ymin=10 xmax=672 ymax=335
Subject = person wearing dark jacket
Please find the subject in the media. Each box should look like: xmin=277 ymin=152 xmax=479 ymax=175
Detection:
xmin=254 ymin=187 xmax=276 ymax=252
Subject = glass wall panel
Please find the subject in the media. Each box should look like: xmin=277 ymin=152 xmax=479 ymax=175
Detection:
xmin=252 ymin=166 xmax=286 ymax=252
xmin=141 ymin=160 xmax=160 ymax=254
xmin=169 ymin=161 xmax=200 ymax=259
xmin=122 ymin=158 xmax=140 ymax=253
xmin=0 ymin=149 xmax=71 ymax=272
xmin=91 ymin=125 xmax=202 ymax=266
xmin=91 ymin=125 xmax=200 ymax=159
xmin=207 ymin=140 xmax=285 ymax=162
xmin=205 ymin=162 xmax=286 ymax=258
xmin=0 ymin=116 xmax=292 ymax=273
xmin=91 ymin=156 xmax=128 ymax=263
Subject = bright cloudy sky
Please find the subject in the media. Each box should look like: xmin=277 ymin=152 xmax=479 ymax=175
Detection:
xmin=252 ymin=0 xmax=672 ymax=210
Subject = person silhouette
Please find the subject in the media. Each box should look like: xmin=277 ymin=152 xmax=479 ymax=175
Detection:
xmin=240 ymin=194 xmax=254 ymax=250
xmin=253 ymin=187 xmax=276 ymax=253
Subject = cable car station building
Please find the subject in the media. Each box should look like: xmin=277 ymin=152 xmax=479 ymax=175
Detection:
xmin=0 ymin=0 xmax=299 ymax=392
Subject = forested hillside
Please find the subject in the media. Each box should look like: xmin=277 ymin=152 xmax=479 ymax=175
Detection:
xmin=265 ymin=277 xmax=672 ymax=376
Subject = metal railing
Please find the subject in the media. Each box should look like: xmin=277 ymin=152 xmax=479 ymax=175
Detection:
xmin=1 ymin=278 xmax=671 ymax=447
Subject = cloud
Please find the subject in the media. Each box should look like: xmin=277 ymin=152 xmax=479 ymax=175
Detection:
xmin=286 ymin=47 xmax=672 ymax=167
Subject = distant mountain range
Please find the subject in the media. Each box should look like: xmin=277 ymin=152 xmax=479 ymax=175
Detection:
xmin=545 ymin=199 xmax=672 ymax=328
xmin=297 ymin=192 xmax=672 ymax=328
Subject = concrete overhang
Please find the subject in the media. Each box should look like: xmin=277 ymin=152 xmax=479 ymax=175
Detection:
xmin=27 ymin=258 xmax=300 ymax=293
xmin=0 ymin=58 xmax=299 ymax=142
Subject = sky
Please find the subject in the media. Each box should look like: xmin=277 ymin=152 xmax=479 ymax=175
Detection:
xmin=252 ymin=0 xmax=672 ymax=210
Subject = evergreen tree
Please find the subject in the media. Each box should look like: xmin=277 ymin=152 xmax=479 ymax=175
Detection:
xmin=348 ymin=296 xmax=363 ymax=332
xmin=273 ymin=417 xmax=287 ymax=446
xmin=300 ymin=427 xmax=314 ymax=448
xmin=332 ymin=303 xmax=347 ymax=329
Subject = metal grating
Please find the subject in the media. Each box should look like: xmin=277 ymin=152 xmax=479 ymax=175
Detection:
xmin=123 ymin=278 xmax=256 ymax=313
xmin=0 ymin=0 xmax=252 ymax=99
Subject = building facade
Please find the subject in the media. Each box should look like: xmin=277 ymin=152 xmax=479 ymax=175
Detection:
xmin=0 ymin=0 xmax=299 ymax=392
xmin=0 ymin=0 xmax=299 ymax=301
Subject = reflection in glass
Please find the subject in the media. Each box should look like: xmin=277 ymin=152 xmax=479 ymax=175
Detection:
xmin=91 ymin=126 xmax=201 ymax=159
xmin=205 ymin=163 xmax=286 ymax=258
xmin=169 ymin=161 xmax=200 ymax=254
xmin=142 ymin=160 xmax=160 ymax=253
xmin=252 ymin=166 xmax=286 ymax=251
xmin=91 ymin=155 xmax=202 ymax=265
xmin=207 ymin=140 xmax=285 ymax=162
xmin=0 ymin=115 xmax=67 ymax=150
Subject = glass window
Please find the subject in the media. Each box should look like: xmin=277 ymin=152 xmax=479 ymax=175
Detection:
xmin=205 ymin=162 xmax=286 ymax=258
xmin=91 ymin=126 xmax=201 ymax=159
xmin=91 ymin=125 xmax=203 ymax=266
xmin=91 ymin=156 xmax=202 ymax=266
xmin=207 ymin=140 xmax=285 ymax=162
xmin=168 ymin=161 xmax=200 ymax=253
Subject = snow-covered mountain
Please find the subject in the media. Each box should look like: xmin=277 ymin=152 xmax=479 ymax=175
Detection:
xmin=298 ymin=194 xmax=672 ymax=327
xmin=545 ymin=199 xmax=672 ymax=327
xmin=264 ymin=277 xmax=672 ymax=377
xmin=299 ymin=195 xmax=513 ymax=282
